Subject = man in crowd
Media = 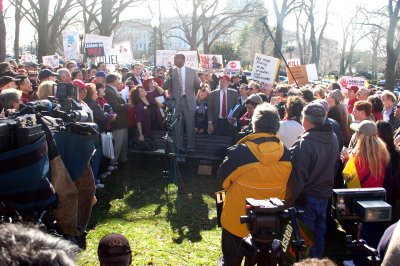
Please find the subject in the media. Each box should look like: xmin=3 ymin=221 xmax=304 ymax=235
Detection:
xmin=0 ymin=76 xmax=19 ymax=92
xmin=207 ymin=74 xmax=238 ymax=136
xmin=104 ymin=73 xmax=129 ymax=164
xmin=97 ymin=62 xmax=107 ymax=73
xmin=347 ymin=85 xmax=359 ymax=114
xmin=95 ymin=71 xmax=106 ymax=85
xmin=98 ymin=233 xmax=132 ymax=266
xmin=57 ymin=68 xmax=72 ymax=83
xmin=381 ymin=90 xmax=400 ymax=131
xmin=38 ymin=69 xmax=58 ymax=83
xmin=357 ymin=87 xmax=370 ymax=101
xmin=229 ymin=75 xmax=241 ymax=92
xmin=218 ymin=103 xmax=292 ymax=265
xmin=126 ymin=63 xmax=143 ymax=86
xmin=162 ymin=53 xmax=201 ymax=155
xmin=285 ymin=102 xmax=339 ymax=258
xmin=275 ymin=85 xmax=289 ymax=119
xmin=0 ymin=88 xmax=22 ymax=116
xmin=15 ymin=75 xmax=32 ymax=103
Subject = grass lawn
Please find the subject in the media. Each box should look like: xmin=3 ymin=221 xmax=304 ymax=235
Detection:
xmin=77 ymin=156 xmax=224 ymax=265
xmin=77 ymin=155 xmax=350 ymax=265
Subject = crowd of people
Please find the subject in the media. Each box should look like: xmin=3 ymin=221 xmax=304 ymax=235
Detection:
xmin=1 ymin=53 xmax=400 ymax=265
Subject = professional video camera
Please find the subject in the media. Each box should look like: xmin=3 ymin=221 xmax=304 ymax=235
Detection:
xmin=331 ymin=188 xmax=392 ymax=265
xmin=331 ymin=188 xmax=391 ymax=223
xmin=235 ymin=198 xmax=304 ymax=266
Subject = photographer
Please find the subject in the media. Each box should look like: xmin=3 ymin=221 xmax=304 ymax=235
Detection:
xmin=217 ymin=103 xmax=292 ymax=265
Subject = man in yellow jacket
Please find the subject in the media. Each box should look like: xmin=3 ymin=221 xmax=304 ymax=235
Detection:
xmin=217 ymin=102 xmax=292 ymax=265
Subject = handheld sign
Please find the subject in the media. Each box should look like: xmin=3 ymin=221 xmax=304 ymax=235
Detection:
xmin=287 ymin=58 xmax=301 ymax=67
xmin=287 ymin=65 xmax=308 ymax=85
xmin=250 ymin=53 xmax=280 ymax=84
xmin=226 ymin=61 xmax=241 ymax=73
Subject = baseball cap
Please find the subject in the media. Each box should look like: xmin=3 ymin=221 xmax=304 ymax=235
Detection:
xmin=98 ymin=233 xmax=132 ymax=264
xmin=347 ymin=85 xmax=359 ymax=93
xmin=329 ymin=89 xmax=344 ymax=103
xmin=72 ymin=79 xmax=87 ymax=90
xmin=0 ymin=76 xmax=21 ymax=87
xmin=220 ymin=74 xmax=230 ymax=82
xmin=350 ymin=120 xmax=377 ymax=137
xmin=303 ymin=102 xmax=326 ymax=117
xmin=38 ymin=69 xmax=59 ymax=80
xmin=96 ymin=71 xmax=106 ymax=78
xmin=312 ymin=99 xmax=329 ymax=114
xmin=24 ymin=61 xmax=40 ymax=68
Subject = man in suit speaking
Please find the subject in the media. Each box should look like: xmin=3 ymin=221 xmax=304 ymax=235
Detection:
xmin=162 ymin=53 xmax=201 ymax=155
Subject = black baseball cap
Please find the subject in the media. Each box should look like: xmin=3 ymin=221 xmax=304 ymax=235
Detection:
xmin=38 ymin=69 xmax=59 ymax=80
xmin=0 ymin=76 xmax=21 ymax=87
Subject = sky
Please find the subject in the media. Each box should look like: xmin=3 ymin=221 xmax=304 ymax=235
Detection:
xmin=3 ymin=0 xmax=388 ymax=54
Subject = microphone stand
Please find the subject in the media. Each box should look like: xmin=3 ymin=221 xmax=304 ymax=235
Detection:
xmin=258 ymin=16 xmax=300 ymax=88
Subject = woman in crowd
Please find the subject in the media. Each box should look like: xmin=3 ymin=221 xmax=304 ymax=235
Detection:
xmin=36 ymin=81 xmax=56 ymax=100
xmin=313 ymin=86 xmax=326 ymax=99
xmin=130 ymin=85 xmax=163 ymax=150
xmin=368 ymin=94 xmax=384 ymax=121
xmin=377 ymin=120 xmax=400 ymax=222
xmin=239 ymin=94 xmax=263 ymax=133
xmin=342 ymin=120 xmax=390 ymax=264
xmin=277 ymin=96 xmax=306 ymax=149
xmin=71 ymin=69 xmax=83 ymax=81
xmin=327 ymin=89 xmax=351 ymax=145
xmin=195 ymin=84 xmax=210 ymax=134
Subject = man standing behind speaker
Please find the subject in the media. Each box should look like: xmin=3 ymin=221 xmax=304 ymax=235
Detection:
xmin=162 ymin=53 xmax=201 ymax=155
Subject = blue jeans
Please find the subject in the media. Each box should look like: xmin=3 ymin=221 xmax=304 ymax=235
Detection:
xmin=296 ymin=195 xmax=329 ymax=258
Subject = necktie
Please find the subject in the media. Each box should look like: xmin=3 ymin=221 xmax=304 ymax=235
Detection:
xmin=222 ymin=90 xmax=227 ymax=118
xmin=178 ymin=68 xmax=183 ymax=96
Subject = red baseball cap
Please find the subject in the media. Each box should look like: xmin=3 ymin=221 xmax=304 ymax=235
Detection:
xmin=347 ymin=85 xmax=359 ymax=93
xmin=72 ymin=79 xmax=87 ymax=90
xmin=220 ymin=74 xmax=230 ymax=82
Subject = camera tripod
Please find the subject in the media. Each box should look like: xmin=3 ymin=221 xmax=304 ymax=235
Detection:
xmin=234 ymin=237 xmax=285 ymax=266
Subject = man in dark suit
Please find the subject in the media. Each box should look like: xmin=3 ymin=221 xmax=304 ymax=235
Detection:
xmin=162 ymin=53 xmax=201 ymax=155
xmin=125 ymin=63 xmax=143 ymax=86
xmin=104 ymin=73 xmax=129 ymax=164
xmin=207 ymin=75 xmax=238 ymax=136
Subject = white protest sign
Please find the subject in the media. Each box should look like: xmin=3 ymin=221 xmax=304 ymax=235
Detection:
xmin=287 ymin=58 xmax=301 ymax=67
xmin=226 ymin=61 xmax=241 ymax=72
xmin=250 ymin=53 xmax=280 ymax=84
xmin=306 ymin=63 xmax=319 ymax=81
xmin=42 ymin=55 xmax=60 ymax=69
xmin=156 ymin=50 xmax=176 ymax=67
xmin=62 ymin=31 xmax=80 ymax=62
xmin=114 ymin=41 xmax=134 ymax=64
xmin=178 ymin=51 xmax=198 ymax=69
xmin=338 ymin=76 xmax=366 ymax=92
xmin=85 ymin=34 xmax=117 ymax=65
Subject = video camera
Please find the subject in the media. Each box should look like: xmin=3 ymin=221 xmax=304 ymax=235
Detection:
xmin=331 ymin=188 xmax=392 ymax=222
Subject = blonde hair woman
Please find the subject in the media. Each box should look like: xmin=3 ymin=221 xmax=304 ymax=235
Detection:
xmin=37 ymin=81 xmax=56 ymax=100
xmin=344 ymin=120 xmax=390 ymax=188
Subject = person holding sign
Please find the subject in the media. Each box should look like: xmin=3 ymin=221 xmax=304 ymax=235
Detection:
xmin=162 ymin=53 xmax=201 ymax=155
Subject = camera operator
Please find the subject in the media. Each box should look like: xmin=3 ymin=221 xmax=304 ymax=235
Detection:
xmin=284 ymin=102 xmax=339 ymax=259
xmin=217 ymin=103 xmax=292 ymax=265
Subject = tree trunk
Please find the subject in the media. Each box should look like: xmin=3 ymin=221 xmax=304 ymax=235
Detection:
xmin=386 ymin=47 xmax=397 ymax=91
xmin=339 ymin=53 xmax=345 ymax=75
xmin=273 ymin=17 xmax=283 ymax=59
xmin=0 ymin=12 xmax=5 ymax=62
xmin=37 ymin=0 xmax=50 ymax=63
xmin=14 ymin=1 xmax=22 ymax=63
xmin=100 ymin=0 xmax=113 ymax=36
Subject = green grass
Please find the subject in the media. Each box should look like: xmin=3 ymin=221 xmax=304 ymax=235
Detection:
xmin=77 ymin=156 xmax=223 ymax=265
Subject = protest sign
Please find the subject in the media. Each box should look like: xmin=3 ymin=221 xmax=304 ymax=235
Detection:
xmin=199 ymin=54 xmax=223 ymax=70
xmin=62 ymin=31 xmax=80 ymax=62
xmin=250 ymin=53 xmax=280 ymax=84
xmin=287 ymin=58 xmax=301 ymax=67
xmin=338 ymin=76 xmax=366 ymax=92
xmin=306 ymin=63 xmax=318 ymax=81
xmin=226 ymin=61 xmax=241 ymax=73
xmin=287 ymin=65 xmax=309 ymax=85
xmin=85 ymin=43 xmax=105 ymax=57
xmin=179 ymin=51 xmax=199 ymax=69
xmin=156 ymin=50 xmax=176 ymax=67
xmin=85 ymin=34 xmax=113 ymax=55
xmin=114 ymin=41 xmax=134 ymax=64
xmin=42 ymin=55 xmax=60 ymax=69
